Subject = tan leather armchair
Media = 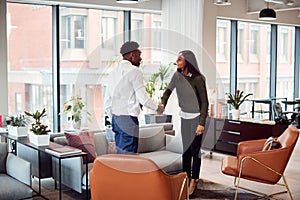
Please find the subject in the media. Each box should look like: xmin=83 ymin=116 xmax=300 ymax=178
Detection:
xmin=90 ymin=154 xmax=188 ymax=200
xmin=222 ymin=126 xmax=299 ymax=200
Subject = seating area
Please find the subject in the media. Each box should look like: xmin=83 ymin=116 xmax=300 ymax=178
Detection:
xmin=51 ymin=123 xmax=182 ymax=193
xmin=1 ymin=0 xmax=300 ymax=199
xmin=3 ymin=124 xmax=300 ymax=199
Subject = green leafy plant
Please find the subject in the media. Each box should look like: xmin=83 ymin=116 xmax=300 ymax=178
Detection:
xmin=226 ymin=90 xmax=253 ymax=109
xmin=145 ymin=63 xmax=174 ymax=100
xmin=24 ymin=108 xmax=51 ymax=135
xmin=7 ymin=114 xmax=27 ymax=127
xmin=63 ymin=95 xmax=91 ymax=122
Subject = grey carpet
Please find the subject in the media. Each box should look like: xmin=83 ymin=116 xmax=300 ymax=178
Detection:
xmin=192 ymin=179 xmax=259 ymax=200
xmin=32 ymin=177 xmax=259 ymax=200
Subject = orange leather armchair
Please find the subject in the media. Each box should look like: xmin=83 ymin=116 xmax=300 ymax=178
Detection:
xmin=222 ymin=126 xmax=299 ymax=200
xmin=90 ymin=154 xmax=188 ymax=200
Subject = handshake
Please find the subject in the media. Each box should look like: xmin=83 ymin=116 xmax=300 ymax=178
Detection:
xmin=156 ymin=104 xmax=165 ymax=115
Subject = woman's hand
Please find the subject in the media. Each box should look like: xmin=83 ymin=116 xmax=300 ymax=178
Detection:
xmin=196 ymin=125 xmax=205 ymax=135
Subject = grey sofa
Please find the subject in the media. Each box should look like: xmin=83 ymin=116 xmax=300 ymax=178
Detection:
xmin=52 ymin=123 xmax=183 ymax=193
xmin=0 ymin=143 xmax=32 ymax=200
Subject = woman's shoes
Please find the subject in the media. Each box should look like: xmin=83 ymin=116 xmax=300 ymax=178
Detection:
xmin=189 ymin=184 xmax=197 ymax=198
xmin=188 ymin=179 xmax=198 ymax=198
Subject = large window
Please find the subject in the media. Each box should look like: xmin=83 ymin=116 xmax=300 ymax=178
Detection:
xmin=217 ymin=19 xmax=297 ymax=119
xmin=276 ymin=25 xmax=295 ymax=111
xmin=7 ymin=3 xmax=53 ymax=128
xmin=216 ymin=19 xmax=230 ymax=100
xmin=238 ymin=22 xmax=270 ymax=117
xmin=59 ymin=7 xmax=124 ymax=130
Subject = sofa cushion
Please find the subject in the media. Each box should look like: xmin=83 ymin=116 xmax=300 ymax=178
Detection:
xmin=65 ymin=131 xmax=96 ymax=163
xmin=137 ymin=126 xmax=165 ymax=153
xmin=0 ymin=174 xmax=32 ymax=199
xmin=93 ymin=131 xmax=109 ymax=155
xmin=0 ymin=143 xmax=8 ymax=173
xmin=140 ymin=150 xmax=182 ymax=174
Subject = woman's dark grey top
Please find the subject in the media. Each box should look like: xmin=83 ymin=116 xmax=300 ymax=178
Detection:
xmin=161 ymin=71 xmax=209 ymax=126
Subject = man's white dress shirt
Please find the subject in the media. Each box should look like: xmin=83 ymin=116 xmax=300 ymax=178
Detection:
xmin=104 ymin=60 xmax=158 ymax=118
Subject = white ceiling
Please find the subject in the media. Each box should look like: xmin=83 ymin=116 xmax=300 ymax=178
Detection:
xmin=247 ymin=0 xmax=300 ymax=13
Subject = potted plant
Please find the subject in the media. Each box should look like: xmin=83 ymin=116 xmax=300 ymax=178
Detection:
xmin=226 ymin=90 xmax=253 ymax=120
xmin=144 ymin=63 xmax=174 ymax=124
xmin=63 ymin=95 xmax=91 ymax=129
xmin=7 ymin=114 xmax=28 ymax=137
xmin=25 ymin=108 xmax=51 ymax=146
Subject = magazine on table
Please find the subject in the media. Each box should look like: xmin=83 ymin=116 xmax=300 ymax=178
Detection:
xmin=45 ymin=146 xmax=82 ymax=157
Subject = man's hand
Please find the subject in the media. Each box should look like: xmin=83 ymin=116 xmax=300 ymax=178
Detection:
xmin=157 ymin=104 xmax=165 ymax=115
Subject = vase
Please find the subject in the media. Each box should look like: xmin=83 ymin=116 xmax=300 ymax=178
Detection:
xmin=72 ymin=119 xmax=81 ymax=130
xmin=28 ymin=131 xmax=50 ymax=146
xmin=7 ymin=125 xmax=28 ymax=137
xmin=231 ymin=109 xmax=240 ymax=120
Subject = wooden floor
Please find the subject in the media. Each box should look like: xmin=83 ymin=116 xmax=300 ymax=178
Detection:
xmin=200 ymin=137 xmax=300 ymax=199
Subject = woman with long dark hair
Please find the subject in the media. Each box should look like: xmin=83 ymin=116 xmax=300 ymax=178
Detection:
xmin=161 ymin=50 xmax=209 ymax=198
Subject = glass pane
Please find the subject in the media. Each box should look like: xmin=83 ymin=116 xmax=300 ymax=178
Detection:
xmin=101 ymin=10 xmax=118 ymax=49
xmin=216 ymin=19 xmax=231 ymax=100
xmin=237 ymin=22 xmax=270 ymax=118
xmin=131 ymin=12 xmax=162 ymax=64
xmin=276 ymin=25 xmax=295 ymax=111
xmin=59 ymin=7 xmax=124 ymax=130
xmin=7 ymin=3 xmax=53 ymax=129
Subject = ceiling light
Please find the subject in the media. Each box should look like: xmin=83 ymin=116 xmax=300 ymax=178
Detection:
xmin=259 ymin=2 xmax=276 ymax=20
xmin=116 ymin=0 xmax=138 ymax=4
xmin=213 ymin=0 xmax=231 ymax=6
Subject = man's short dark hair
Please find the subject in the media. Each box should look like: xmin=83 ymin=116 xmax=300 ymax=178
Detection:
xmin=120 ymin=41 xmax=139 ymax=56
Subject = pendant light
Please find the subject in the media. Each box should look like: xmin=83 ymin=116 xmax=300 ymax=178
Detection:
xmin=116 ymin=0 xmax=138 ymax=4
xmin=259 ymin=2 xmax=276 ymax=20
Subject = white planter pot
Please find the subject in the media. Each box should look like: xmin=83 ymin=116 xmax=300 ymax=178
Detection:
xmin=29 ymin=132 xmax=50 ymax=146
xmin=231 ymin=109 xmax=240 ymax=120
xmin=7 ymin=125 xmax=28 ymax=137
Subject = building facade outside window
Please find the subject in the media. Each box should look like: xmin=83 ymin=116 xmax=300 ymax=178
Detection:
xmin=61 ymin=14 xmax=86 ymax=50
xmin=216 ymin=19 xmax=296 ymax=119
xmin=276 ymin=25 xmax=295 ymax=112
xmin=101 ymin=10 xmax=118 ymax=49
xmin=7 ymin=3 xmax=53 ymax=128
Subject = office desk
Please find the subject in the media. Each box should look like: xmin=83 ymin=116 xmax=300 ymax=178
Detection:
xmin=249 ymin=98 xmax=288 ymax=120
xmin=281 ymin=100 xmax=300 ymax=110
xmin=0 ymin=132 xmax=88 ymax=200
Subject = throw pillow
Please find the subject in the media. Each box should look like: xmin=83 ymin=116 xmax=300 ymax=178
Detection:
xmin=262 ymin=137 xmax=281 ymax=151
xmin=64 ymin=131 xmax=96 ymax=163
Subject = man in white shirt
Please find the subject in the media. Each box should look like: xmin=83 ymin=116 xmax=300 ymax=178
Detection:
xmin=104 ymin=41 xmax=164 ymax=154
